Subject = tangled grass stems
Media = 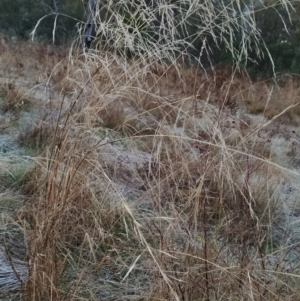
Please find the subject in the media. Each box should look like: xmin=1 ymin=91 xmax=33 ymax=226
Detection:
xmin=2 ymin=0 xmax=299 ymax=299
xmin=22 ymin=76 xmax=300 ymax=299
xmin=14 ymin=49 xmax=298 ymax=299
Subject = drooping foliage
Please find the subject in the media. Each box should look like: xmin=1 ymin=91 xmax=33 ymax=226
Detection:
xmin=77 ymin=0 xmax=297 ymax=72
xmin=0 ymin=0 xmax=85 ymax=43
xmin=0 ymin=0 xmax=298 ymax=72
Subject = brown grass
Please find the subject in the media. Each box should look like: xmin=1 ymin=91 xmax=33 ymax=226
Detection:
xmin=242 ymin=75 xmax=300 ymax=125
xmin=1 ymin=35 xmax=300 ymax=300
xmin=1 ymin=82 xmax=31 ymax=115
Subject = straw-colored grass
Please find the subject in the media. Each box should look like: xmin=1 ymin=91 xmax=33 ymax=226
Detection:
xmin=1 ymin=0 xmax=300 ymax=300
xmin=4 ymin=49 xmax=295 ymax=300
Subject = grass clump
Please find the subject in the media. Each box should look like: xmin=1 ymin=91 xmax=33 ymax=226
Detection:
xmin=0 ymin=166 xmax=28 ymax=192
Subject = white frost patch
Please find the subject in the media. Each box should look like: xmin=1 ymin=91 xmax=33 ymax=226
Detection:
xmin=270 ymin=136 xmax=293 ymax=161
xmin=0 ymin=248 xmax=27 ymax=294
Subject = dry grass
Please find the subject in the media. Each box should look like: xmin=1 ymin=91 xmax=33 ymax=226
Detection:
xmin=1 ymin=2 xmax=300 ymax=299
xmin=240 ymin=74 xmax=300 ymax=125
xmin=1 ymin=82 xmax=31 ymax=114
xmin=4 ymin=49 xmax=296 ymax=300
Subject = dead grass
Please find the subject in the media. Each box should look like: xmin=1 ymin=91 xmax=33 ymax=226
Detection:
xmin=22 ymin=56 xmax=300 ymax=299
xmin=0 ymin=83 xmax=31 ymax=114
xmin=17 ymin=111 xmax=58 ymax=150
xmin=1 ymin=34 xmax=300 ymax=300
xmin=242 ymin=75 xmax=300 ymax=125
